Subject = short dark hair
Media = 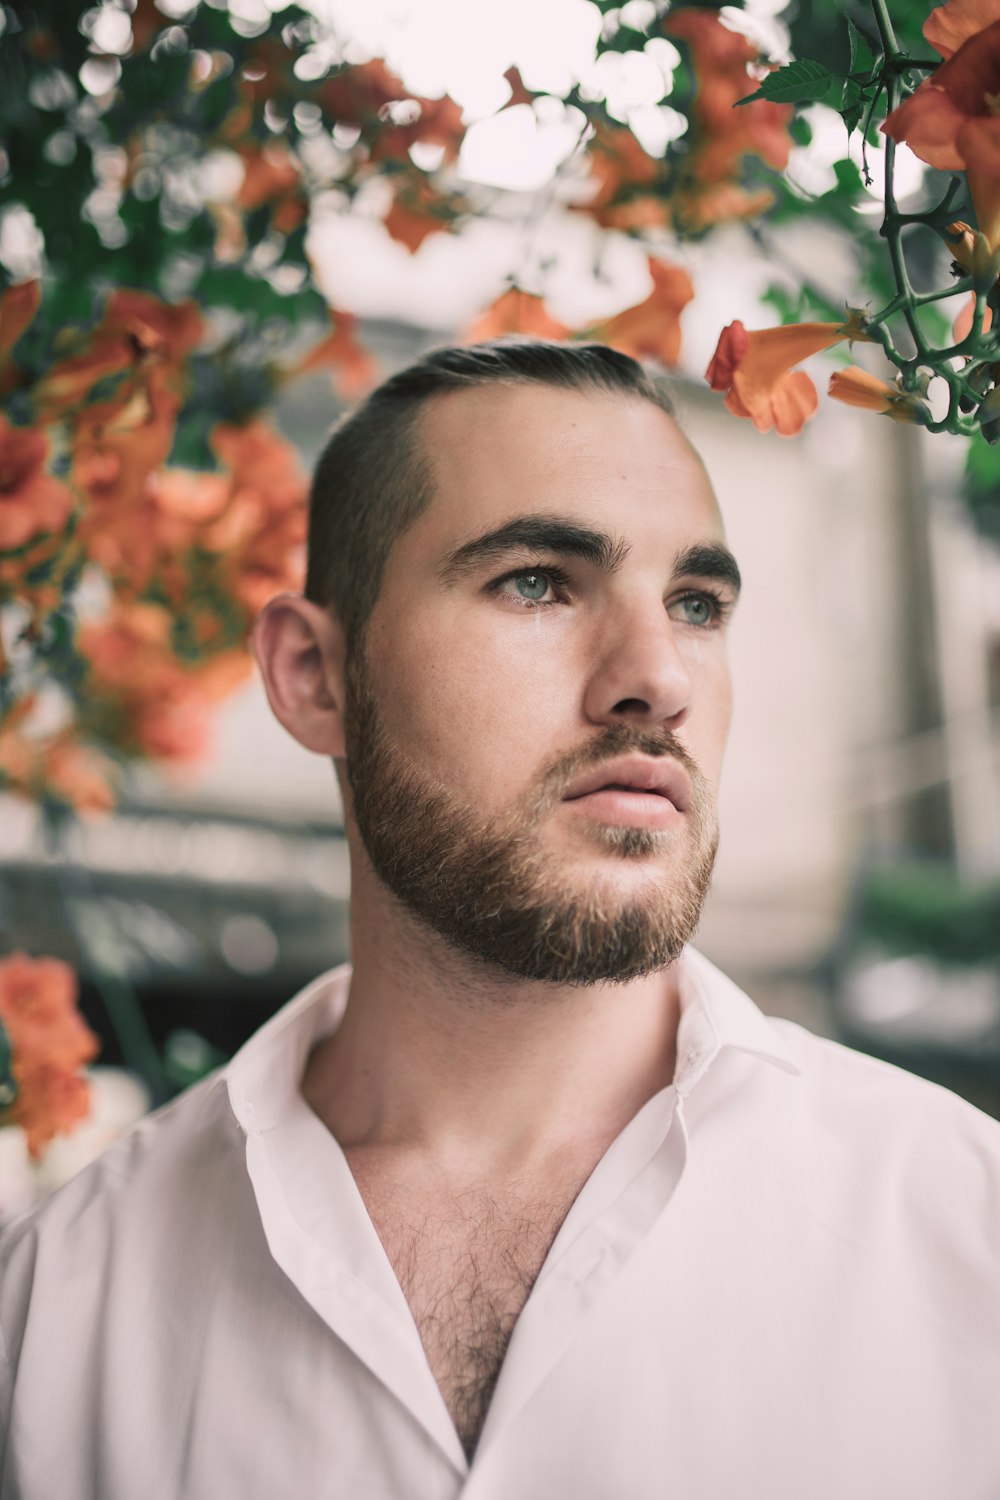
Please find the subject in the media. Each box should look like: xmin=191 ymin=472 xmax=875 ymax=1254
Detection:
xmin=305 ymin=337 xmax=675 ymax=649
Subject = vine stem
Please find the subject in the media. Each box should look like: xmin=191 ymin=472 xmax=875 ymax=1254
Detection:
xmin=866 ymin=0 xmax=947 ymax=360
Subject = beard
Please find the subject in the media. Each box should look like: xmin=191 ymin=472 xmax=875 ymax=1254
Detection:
xmin=344 ymin=651 xmax=719 ymax=988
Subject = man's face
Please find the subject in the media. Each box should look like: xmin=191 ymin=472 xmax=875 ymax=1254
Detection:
xmin=343 ymin=383 xmax=738 ymax=985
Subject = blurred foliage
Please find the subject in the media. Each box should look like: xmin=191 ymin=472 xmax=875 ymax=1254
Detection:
xmin=856 ymin=863 xmax=1000 ymax=966
xmin=0 ymin=0 xmax=997 ymax=816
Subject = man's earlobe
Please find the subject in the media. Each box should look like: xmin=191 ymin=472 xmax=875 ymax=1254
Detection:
xmin=252 ymin=594 xmax=348 ymax=758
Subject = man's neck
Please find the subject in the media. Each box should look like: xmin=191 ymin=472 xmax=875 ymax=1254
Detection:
xmin=301 ymin=866 xmax=682 ymax=1180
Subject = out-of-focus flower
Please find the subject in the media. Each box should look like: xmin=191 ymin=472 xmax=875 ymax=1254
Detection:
xmin=0 ymin=417 xmax=74 ymax=552
xmin=0 ymin=704 xmax=116 ymax=813
xmin=664 ymin=8 xmax=793 ymax=176
xmin=129 ymin=0 xmax=169 ymax=52
xmin=320 ymin=59 xmax=465 ymax=163
xmin=41 ymin=739 xmax=116 ymax=814
xmin=924 ymin=0 xmax=1000 ymax=58
xmin=384 ymin=177 xmax=455 ymax=254
xmin=883 ymin=21 xmax=1000 ymax=245
xmin=502 ymin=65 xmax=536 ymax=110
xmin=78 ymin=602 xmax=222 ymax=765
xmin=290 ymin=313 xmax=379 ymax=401
xmin=678 ymin=183 xmax=775 ymax=233
xmin=0 ymin=698 xmax=37 ymax=789
xmin=129 ymin=686 xmax=215 ymax=764
xmin=35 ymin=290 xmax=202 ymax=420
xmin=0 ymin=952 xmax=99 ymax=1159
xmin=6 ymin=1064 xmax=94 ymax=1160
xmin=580 ymin=124 xmax=663 ymax=231
xmin=236 ymin=143 xmax=306 ymax=235
xmin=706 ymin=317 xmax=870 ymax=435
xmin=465 ymin=289 xmax=569 ymax=343
xmin=828 ymin=366 xmax=931 ymax=422
xmin=591 ymin=259 xmax=694 ymax=368
xmin=0 ymin=955 xmax=97 ymax=1074
xmin=207 ymin=420 xmax=308 ymax=611
xmin=73 ymin=368 xmax=182 ymax=581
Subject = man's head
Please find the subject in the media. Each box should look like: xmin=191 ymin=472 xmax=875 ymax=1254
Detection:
xmin=256 ymin=338 xmax=740 ymax=986
xmin=304 ymin=338 xmax=679 ymax=654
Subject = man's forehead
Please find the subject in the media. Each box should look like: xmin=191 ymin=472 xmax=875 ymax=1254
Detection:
xmin=415 ymin=380 xmax=724 ymax=540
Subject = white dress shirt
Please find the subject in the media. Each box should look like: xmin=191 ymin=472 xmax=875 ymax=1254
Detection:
xmin=2 ymin=946 xmax=999 ymax=1500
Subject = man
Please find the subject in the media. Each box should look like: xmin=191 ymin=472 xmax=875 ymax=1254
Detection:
xmin=2 ymin=339 xmax=999 ymax=1499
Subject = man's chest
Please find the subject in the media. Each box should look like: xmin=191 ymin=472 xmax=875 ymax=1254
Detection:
xmin=347 ymin=1163 xmax=579 ymax=1457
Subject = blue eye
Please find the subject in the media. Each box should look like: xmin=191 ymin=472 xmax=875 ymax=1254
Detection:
xmin=514 ymin=573 xmax=551 ymax=601
xmin=490 ymin=565 xmax=568 ymax=608
xmin=668 ymin=592 xmax=724 ymax=627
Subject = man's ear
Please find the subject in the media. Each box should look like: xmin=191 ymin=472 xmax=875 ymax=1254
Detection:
xmin=252 ymin=594 xmax=348 ymax=758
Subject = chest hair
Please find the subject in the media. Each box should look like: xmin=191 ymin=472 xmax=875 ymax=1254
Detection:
xmin=349 ymin=1161 xmax=579 ymax=1459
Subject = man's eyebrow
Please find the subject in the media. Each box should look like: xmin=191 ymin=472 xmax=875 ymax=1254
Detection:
xmin=438 ymin=516 xmax=629 ymax=583
xmin=673 ymin=542 xmax=742 ymax=597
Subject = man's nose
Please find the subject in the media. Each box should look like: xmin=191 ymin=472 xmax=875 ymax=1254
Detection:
xmin=583 ymin=604 xmax=692 ymax=729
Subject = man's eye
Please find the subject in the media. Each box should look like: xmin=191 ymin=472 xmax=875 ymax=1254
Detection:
xmin=668 ymin=592 xmax=723 ymax=627
xmin=492 ymin=568 xmax=564 ymax=606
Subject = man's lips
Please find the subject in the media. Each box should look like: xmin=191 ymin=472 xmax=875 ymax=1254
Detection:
xmin=561 ymin=755 xmax=691 ymax=814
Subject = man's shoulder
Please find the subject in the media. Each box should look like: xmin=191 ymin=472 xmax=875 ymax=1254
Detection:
xmin=762 ymin=1015 xmax=1000 ymax=1211
xmin=773 ymin=1015 xmax=999 ymax=1131
xmin=0 ymin=1070 xmax=241 ymax=1278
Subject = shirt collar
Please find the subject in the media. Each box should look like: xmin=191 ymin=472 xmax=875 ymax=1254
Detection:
xmin=674 ymin=946 xmax=801 ymax=1097
xmin=225 ymin=964 xmax=352 ymax=1134
xmin=224 ymin=947 xmax=801 ymax=1132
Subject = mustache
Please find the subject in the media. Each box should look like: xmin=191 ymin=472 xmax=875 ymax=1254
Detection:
xmin=531 ymin=724 xmax=705 ymax=812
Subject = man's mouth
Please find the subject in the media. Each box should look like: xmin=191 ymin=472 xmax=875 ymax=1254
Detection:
xmin=560 ymin=755 xmax=691 ymax=830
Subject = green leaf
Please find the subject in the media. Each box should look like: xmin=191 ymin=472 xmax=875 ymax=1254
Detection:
xmin=0 ymin=1018 xmax=17 ymax=1114
xmin=839 ymin=77 xmax=867 ymax=135
xmin=789 ymin=114 xmax=813 ymax=147
xmin=846 ymin=16 xmax=878 ymax=76
xmin=737 ymin=58 xmax=839 ymax=107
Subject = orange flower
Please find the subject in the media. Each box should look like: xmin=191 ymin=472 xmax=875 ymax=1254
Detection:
xmin=207 ymin=420 xmax=308 ymax=610
xmin=706 ymin=318 xmax=867 ymax=435
xmin=0 ymin=417 xmax=74 ymax=552
xmin=7 ymin=1064 xmax=94 ymax=1159
xmin=883 ymin=20 xmax=1000 ymax=245
xmin=105 ymin=289 xmax=202 ymax=364
xmin=194 ymin=649 xmax=254 ymax=702
xmin=0 ymin=953 xmax=98 ymax=1075
xmin=0 ymin=698 xmax=37 ymax=788
xmin=41 ymin=738 xmax=116 ymax=814
xmin=384 ymin=179 xmax=453 ymax=254
xmin=291 ymin=313 xmax=379 ymax=401
xmin=78 ymin=601 xmax=173 ymax=694
xmin=73 ymin=367 xmax=182 ymax=572
xmin=78 ymin=604 xmax=218 ymax=765
xmin=130 ymin=0 xmax=169 ymax=51
xmin=952 ymin=288 xmax=995 ymax=338
xmin=465 ymin=289 xmax=569 ymax=343
xmin=130 ymin=686 xmax=214 ymax=764
xmin=592 ymin=258 xmax=694 ymax=368
xmin=828 ymin=366 xmax=930 ymax=423
xmin=320 ymin=59 xmax=466 ymax=163
xmin=924 ymin=0 xmax=1000 ymax=58
xmin=236 ymin=143 xmax=306 ymax=234
xmin=580 ymin=123 xmax=661 ymax=229
xmin=502 ymin=65 xmax=536 ymax=110
xmin=663 ymin=8 xmax=792 ymax=174
xmin=675 ymin=182 xmax=774 ymax=232
xmin=35 ymin=290 xmax=202 ymax=419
